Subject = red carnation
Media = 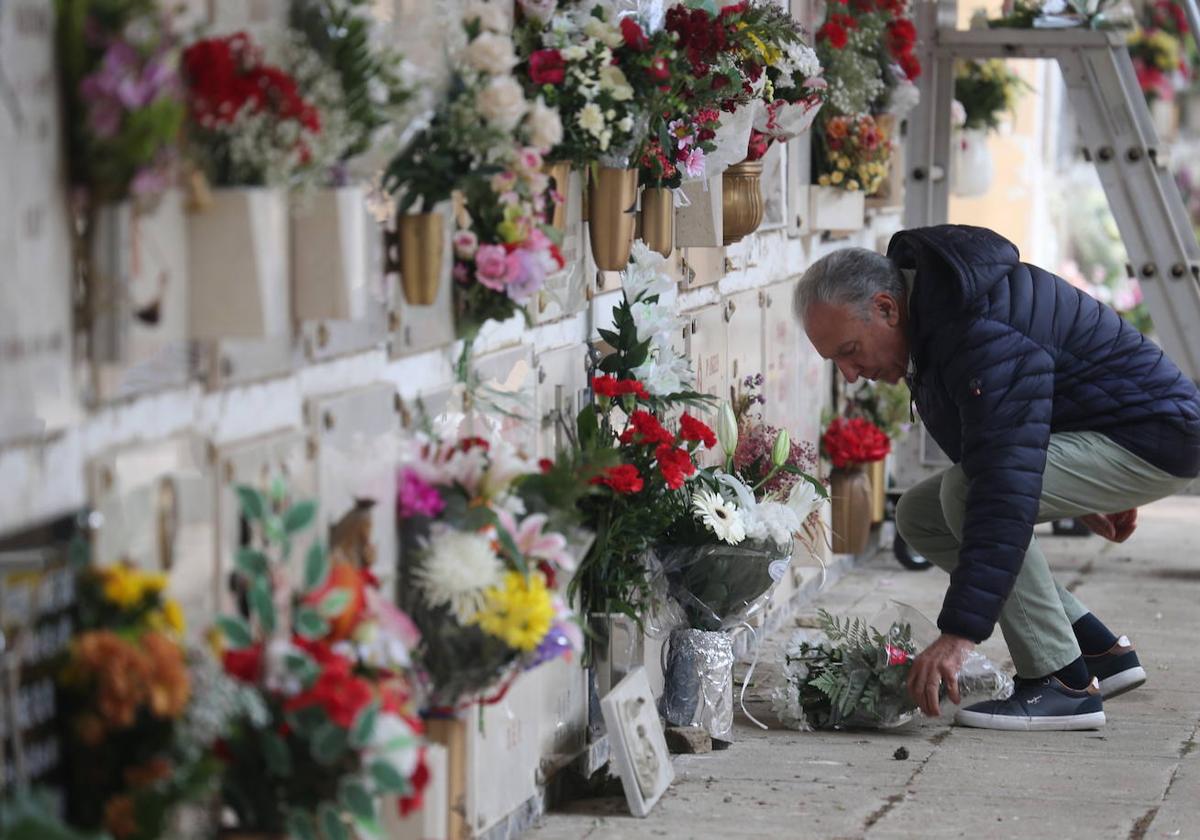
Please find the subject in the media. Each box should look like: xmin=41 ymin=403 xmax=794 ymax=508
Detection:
xmin=886 ymin=18 xmax=917 ymax=52
xmin=817 ymin=21 xmax=848 ymax=49
xmin=719 ymin=2 xmax=748 ymax=17
xmin=593 ymin=375 xmax=648 ymax=399
xmin=679 ymin=413 xmax=717 ymax=449
xmin=655 ymin=444 xmax=697 ymax=489
xmin=222 ymin=644 xmax=264 ymax=683
xmin=590 ymin=464 xmax=645 ymax=494
xmin=538 ymin=458 xmax=554 ymax=473
xmin=620 ymin=18 xmax=651 ymax=52
xmin=898 ymin=51 xmax=922 ymax=80
xmin=620 ymin=410 xmax=676 ymax=446
xmin=529 ymin=49 xmax=566 ymax=85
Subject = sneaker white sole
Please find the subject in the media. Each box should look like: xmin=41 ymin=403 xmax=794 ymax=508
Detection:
xmin=953 ymin=710 xmax=1106 ymax=731
xmin=1099 ymin=666 xmax=1146 ymax=699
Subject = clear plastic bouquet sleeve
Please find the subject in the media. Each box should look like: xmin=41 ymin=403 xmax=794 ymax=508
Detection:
xmin=648 ymin=539 xmax=793 ymax=633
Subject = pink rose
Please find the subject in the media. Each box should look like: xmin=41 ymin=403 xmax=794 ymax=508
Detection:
xmin=453 ymin=230 xmax=479 ymax=259
xmin=475 ymin=244 xmax=510 ymax=291
xmin=519 ymin=147 xmax=543 ymax=171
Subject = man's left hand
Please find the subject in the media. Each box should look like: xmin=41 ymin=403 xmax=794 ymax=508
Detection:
xmin=906 ymin=633 xmax=976 ymax=718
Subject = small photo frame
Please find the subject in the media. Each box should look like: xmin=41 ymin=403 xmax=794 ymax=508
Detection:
xmin=600 ymin=667 xmax=675 ymax=817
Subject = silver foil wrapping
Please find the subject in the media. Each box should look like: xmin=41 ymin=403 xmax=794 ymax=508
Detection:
xmin=660 ymin=628 xmax=734 ymax=743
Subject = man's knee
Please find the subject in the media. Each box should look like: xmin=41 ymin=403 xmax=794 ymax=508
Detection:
xmin=937 ymin=465 xmax=969 ymax=538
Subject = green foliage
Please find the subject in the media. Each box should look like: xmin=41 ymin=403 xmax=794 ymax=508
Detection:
xmin=0 ymin=788 xmax=111 ymax=840
xmin=954 ymin=59 xmax=1031 ymax=131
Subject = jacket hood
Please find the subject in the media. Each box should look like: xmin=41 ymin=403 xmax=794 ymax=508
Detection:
xmin=886 ymin=225 xmax=1020 ymax=310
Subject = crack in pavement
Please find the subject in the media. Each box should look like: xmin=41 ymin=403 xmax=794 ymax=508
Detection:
xmin=859 ymin=727 xmax=954 ymax=837
xmin=1126 ymin=717 xmax=1200 ymax=840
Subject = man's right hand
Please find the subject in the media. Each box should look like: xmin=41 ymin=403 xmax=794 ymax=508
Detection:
xmin=1079 ymin=509 xmax=1137 ymax=542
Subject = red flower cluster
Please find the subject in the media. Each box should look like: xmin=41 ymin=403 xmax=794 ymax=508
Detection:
xmin=182 ymin=33 xmax=320 ymax=136
xmin=886 ymin=18 xmax=921 ymax=80
xmin=666 ymin=5 xmax=735 ymax=74
xmin=821 ymin=417 xmax=891 ymax=469
xmin=590 ymin=464 xmax=645 ymax=495
xmin=655 ymin=443 xmax=697 ymax=489
xmin=620 ymin=410 xmax=676 ymax=446
xmin=593 ymin=375 xmax=649 ymax=400
xmin=529 ymin=49 xmax=566 ymax=86
xmin=817 ymin=12 xmax=858 ymax=49
xmin=621 ymin=18 xmax=651 ymax=52
xmin=223 ymin=644 xmax=264 ymax=683
xmin=1150 ymin=0 xmax=1189 ymax=34
xmin=679 ymin=413 xmax=717 ymax=449
xmin=284 ymin=639 xmax=374 ymax=728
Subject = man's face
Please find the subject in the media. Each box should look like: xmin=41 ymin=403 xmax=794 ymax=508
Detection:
xmin=804 ymin=293 xmax=909 ymax=384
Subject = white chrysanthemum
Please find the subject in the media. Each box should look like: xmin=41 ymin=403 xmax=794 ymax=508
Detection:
xmin=784 ymin=41 xmax=822 ymax=81
xmin=693 ymin=489 xmax=747 ymax=545
xmin=415 ymin=528 xmax=503 ymax=622
xmin=465 ymin=32 xmax=518 ymax=75
xmin=744 ymin=501 xmax=801 ymax=547
xmin=771 ymin=683 xmax=813 ymax=731
xmin=577 ymin=102 xmax=606 ymax=137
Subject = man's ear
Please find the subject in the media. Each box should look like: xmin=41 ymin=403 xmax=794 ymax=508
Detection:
xmin=875 ymin=292 xmax=901 ymax=325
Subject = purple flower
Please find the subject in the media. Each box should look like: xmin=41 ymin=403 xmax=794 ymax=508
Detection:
xmin=503 ymin=248 xmax=545 ymax=303
xmin=397 ymin=468 xmax=445 ymax=519
xmin=526 ymin=619 xmax=582 ymax=668
xmin=130 ymin=162 xmax=171 ymax=197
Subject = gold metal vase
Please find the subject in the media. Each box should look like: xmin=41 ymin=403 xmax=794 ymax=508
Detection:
xmin=868 ymin=458 xmax=887 ymax=524
xmin=639 ymin=186 xmax=674 ymax=258
xmin=397 ymin=211 xmax=444 ymax=306
xmin=721 ymin=159 xmax=764 ymax=246
xmin=587 ymin=166 xmax=638 ymax=271
xmin=545 ymin=160 xmax=572 ymax=232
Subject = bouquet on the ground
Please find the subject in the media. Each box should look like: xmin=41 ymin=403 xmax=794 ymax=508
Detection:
xmin=821 ymin=415 xmax=890 ymax=468
xmin=396 ymin=429 xmax=583 ymax=710
xmin=56 ymin=0 xmax=185 ymax=204
xmin=215 ymin=482 xmax=428 ymax=838
xmin=651 ymin=402 xmax=826 ymax=632
xmin=772 ymin=605 xmax=1012 ymax=730
xmin=58 ymin=562 xmax=224 ymax=840
xmin=182 ymin=32 xmax=322 ymax=187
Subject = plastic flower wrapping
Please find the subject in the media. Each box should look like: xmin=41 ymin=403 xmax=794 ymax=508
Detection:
xmin=384 ymin=3 xmax=566 ymax=338
xmin=58 ymin=561 xmax=222 ymax=840
xmin=395 ymin=429 xmax=584 ymax=711
xmin=771 ymin=605 xmax=1012 ymax=731
xmin=214 ymin=482 xmax=429 ymax=838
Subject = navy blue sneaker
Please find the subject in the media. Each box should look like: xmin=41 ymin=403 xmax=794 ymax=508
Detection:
xmin=1084 ymin=635 xmax=1146 ymax=699
xmin=954 ymin=676 xmax=1105 ymax=731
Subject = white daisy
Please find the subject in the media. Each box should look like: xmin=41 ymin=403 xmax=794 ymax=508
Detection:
xmin=414 ymin=527 xmax=503 ymax=622
xmin=692 ymin=489 xmax=746 ymax=545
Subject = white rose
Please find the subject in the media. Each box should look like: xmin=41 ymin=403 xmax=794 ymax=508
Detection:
xmin=466 ymin=32 xmax=517 ymax=74
xmin=477 ymin=76 xmax=529 ymax=130
xmin=465 ymin=0 xmax=511 ymax=33
xmin=577 ymin=102 xmax=606 ymax=138
xmin=527 ymin=97 xmax=563 ymax=149
xmin=599 ymin=65 xmax=633 ymax=101
xmin=562 ymin=44 xmax=588 ymax=61
xmin=518 ymin=0 xmax=557 ymax=23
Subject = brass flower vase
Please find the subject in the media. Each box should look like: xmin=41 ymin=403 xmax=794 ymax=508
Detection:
xmin=830 ymin=466 xmax=872 ymax=555
xmin=545 ymin=160 xmax=572 ymax=232
xmin=397 ymin=211 xmax=444 ymax=306
xmin=639 ymin=186 xmax=675 ymax=258
xmin=868 ymin=458 xmax=887 ymax=524
xmin=721 ymin=159 xmax=764 ymax=246
xmin=587 ymin=166 xmax=638 ymax=271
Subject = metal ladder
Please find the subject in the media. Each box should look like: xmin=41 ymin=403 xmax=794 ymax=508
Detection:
xmin=904 ymin=0 xmax=1200 ymax=381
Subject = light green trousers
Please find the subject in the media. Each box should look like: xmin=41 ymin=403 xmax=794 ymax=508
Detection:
xmin=895 ymin=431 xmax=1191 ymax=677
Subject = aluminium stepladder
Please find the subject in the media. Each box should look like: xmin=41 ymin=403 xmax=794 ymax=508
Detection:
xmin=903 ymin=0 xmax=1200 ymax=382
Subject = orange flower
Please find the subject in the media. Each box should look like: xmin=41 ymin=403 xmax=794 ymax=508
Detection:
xmin=73 ymin=631 xmax=152 ymax=731
xmin=142 ymin=632 xmax=190 ymax=719
xmin=827 ymin=116 xmax=849 ymax=140
xmin=103 ymin=795 xmax=138 ymax=839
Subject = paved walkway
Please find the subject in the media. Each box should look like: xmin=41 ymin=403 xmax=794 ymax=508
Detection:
xmin=528 ymin=496 xmax=1200 ymax=839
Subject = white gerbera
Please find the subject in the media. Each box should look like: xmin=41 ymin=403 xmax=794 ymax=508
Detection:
xmin=414 ymin=528 xmax=503 ymax=622
xmin=692 ymin=489 xmax=746 ymax=545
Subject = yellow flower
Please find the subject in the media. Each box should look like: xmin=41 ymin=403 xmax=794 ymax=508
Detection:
xmin=472 ymin=572 xmax=554 ymax=652
xmin=818 ymin=174 xmax=831 ymax=186
xmin=847 ymin=179 xmax=860 ymax=191
xmin=101 ymin=567 xmax=144 ymax=609
xmin=162 ymin=600 xmax=186 ymax=634
xmin=836 ymin=156 xmax=851 ymax=170
xmin=830 ymin=170 xmax=844 ymax=185
xmin=141 ymin=573 xmax=167 ymax=595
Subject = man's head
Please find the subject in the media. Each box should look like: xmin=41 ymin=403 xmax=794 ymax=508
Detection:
xmin=794 ymin=248 xmax=909 ymax=384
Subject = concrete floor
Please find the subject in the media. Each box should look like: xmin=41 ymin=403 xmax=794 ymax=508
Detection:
xmin=527 ymin=496 xmax=1200 ymax=840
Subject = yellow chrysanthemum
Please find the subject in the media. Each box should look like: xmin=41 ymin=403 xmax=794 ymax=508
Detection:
xmin=162 ymin=600 xmax=186 ymax=634
xmin=830 ymin=170 xmax=844 ymax=185
xmin=101 ymin=567 xmax=144 ymax=609
xmin=142 ymin=572 xmax=168 ymax=595
xmin=472 ymin=572 xmax=554 ymax=652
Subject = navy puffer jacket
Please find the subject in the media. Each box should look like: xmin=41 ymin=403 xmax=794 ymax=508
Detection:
xmin=888 ymin=225 xmax=1200 ymax=643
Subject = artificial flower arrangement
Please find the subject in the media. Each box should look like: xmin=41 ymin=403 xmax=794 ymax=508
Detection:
xmin=383 ymin=2 xmax=564 ymax=338
xmin=287 ymin=0 xmax=415 ymax=185
xmin=215 ymin=481 xmax=429 ymax=838
xmin=954 ymin=58 xmax=1031 ymax=131
xmin=639 ymin=108 xmax=723 ymax=189
xmin=56 ymin=0 xmax=186 ymax=205
xmin=772 ymin=607 xmax=1011 ymax=731
xmin=1128 ymin=9 xmax=1190 ymax=104
xmin=395 ymin=427 xmax=584 ymax=711
xmin=58 ymin=561 xmax=224 ymax=840
xmin=182 ymin=31 xmax=322 ymax=187
xmin=514 ymin=1 xmax=680 ymax=168
xmin=821 ymin=415 xmax=891 ymax=469
xmin=815 ymin=113 xmax=891 ymax=193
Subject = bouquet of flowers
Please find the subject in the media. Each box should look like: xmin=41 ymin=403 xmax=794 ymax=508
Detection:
xmin=396 ymin=429 xmax=583 ymax=711
xmin=816 ymin=0 xmax=920 ymax=120
xmin=954 ymin=59 xmax=1031 ymax=130
xmin=815 ymin=113 xmax=891 ymax=193
xmin=384 ymin=4 xmax=564 ymax=338
xmin=215 ymin=482 xmax=428 ymax=838
xmin=287 ymin=0 xmax=415 ymax=185
xmin=772 ymin=607 xmax=1012 ymax=730
xmin=58 ymin=563 xmax=216 ymax=840
xmin=639 ymin=108 xmax=722 ymax=188
xmin=182 ymin=32 xmax=322 ymax=187
xmin=821 ymin=415 xmax=891 ymax=468
xmin=57 ymin=0 xmax=186 ymax=204
xmin=1129 ymin=26 xmax=1187 ymax=102
xmin=515 ymin=2 xmax=678 ymax=168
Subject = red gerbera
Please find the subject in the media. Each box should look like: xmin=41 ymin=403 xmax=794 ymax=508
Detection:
xmin=678 ymin=413 xmax=717 ymax=449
